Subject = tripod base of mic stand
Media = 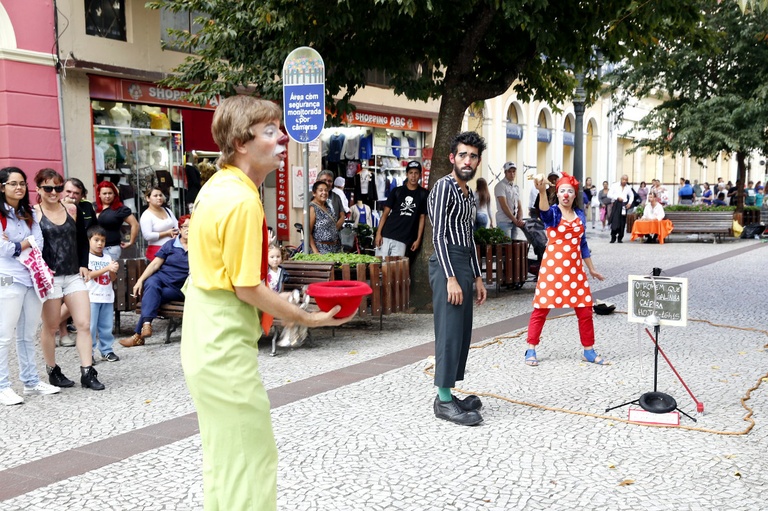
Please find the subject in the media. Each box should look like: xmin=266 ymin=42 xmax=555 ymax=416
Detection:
xmin=606 ymin=392 xmax=696 ymax=422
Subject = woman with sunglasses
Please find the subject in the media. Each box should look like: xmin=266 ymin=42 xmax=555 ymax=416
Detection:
xmin=34 ymin=168 xmax=104 ymax=390
xmin=95 ymin=181 xmax=139 ymax=261
xmin=0 ymin=167 xmax=63 ymax=405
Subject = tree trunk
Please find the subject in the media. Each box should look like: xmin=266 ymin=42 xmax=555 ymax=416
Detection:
xmin=736 ymin=151 xmax=746 ymax=213
xmin=409 ymin=77 xmax=474 ymax=311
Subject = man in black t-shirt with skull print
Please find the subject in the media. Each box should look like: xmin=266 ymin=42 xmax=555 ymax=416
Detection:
xmin=375 ymin=160 xmax=428 ymax=257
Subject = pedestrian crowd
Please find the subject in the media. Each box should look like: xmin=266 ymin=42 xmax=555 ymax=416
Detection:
xmin=0 ymin=166 xmax=189 ymax=406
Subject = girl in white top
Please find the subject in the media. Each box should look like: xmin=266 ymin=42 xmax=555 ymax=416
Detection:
xmin=139 ymin=187 xmax=178 ymax=261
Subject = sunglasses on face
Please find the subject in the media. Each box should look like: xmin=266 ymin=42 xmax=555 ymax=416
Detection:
xmin=39 ymin=185 xmax=65 ymax=193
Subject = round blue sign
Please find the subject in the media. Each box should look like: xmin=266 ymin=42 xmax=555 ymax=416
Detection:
xmin=282 ymin=47 xmax=326 ymax=143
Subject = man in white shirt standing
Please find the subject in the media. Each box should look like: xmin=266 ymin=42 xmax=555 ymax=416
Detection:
xmin=332 ymin=176 xmax=350 ymax=214
xmin=494 ymin=162 xmax=524 ymax=240
xmin=607 ymin=174 xmax=634 ymax=243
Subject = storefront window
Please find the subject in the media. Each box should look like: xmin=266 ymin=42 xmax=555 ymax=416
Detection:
xmin=311 ymin=125 xmax=427 ymax=216
xmin=85 ymin=0 xmax=126 ymax=41
xmin=92 ymin=100 xmax=186 ymax=245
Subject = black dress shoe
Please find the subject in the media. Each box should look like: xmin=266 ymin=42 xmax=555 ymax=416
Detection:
xmin=453 ymin=394 xmax=483 ymax=411
xmin=80 ymin=366 xmax=105 ymax=391
xmin=434 ymin=396 xmax=483 ymax=426
xmin=48 ymin=364 xmax=74 ymax=388
xmin=610 ymin=238 xmax=616 ymax=243
xmin=617 ymin=239 xmax=623 ymax=243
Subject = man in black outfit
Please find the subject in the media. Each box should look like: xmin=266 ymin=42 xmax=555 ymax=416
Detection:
xmin=63 ymin=178 xmax=97 ymax=231
xmin=375 ymin=161 xmax=428 ymax=258
xmin=427 ymin=132 xmax=488 ymax=426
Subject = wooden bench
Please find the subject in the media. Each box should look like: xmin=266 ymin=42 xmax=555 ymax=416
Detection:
xmin=135 ymin=301 xmax=184 ymax=344
xmin=664 ymin=211 xmax=733 ymax=242
xmin=269 ymin=260 xmax=335 ymax=355
xmin=475 ymin=241 xmax=529 ymax=295
xmin=115 ymin=258 xmax=185 ymax=344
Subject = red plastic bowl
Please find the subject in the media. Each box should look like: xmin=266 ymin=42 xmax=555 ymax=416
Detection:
xmin=306 ymin=280 xmax=373 ymax=318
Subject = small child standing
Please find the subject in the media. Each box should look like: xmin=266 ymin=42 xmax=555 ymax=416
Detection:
xmin=87 ymin=226 xmax=120 ymax=362
xmin=266 ymin=244 xmax=287 ymax=294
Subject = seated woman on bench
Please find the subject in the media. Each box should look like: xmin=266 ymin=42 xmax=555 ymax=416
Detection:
xmin=120 ymin=215 xmax=190 ymax=347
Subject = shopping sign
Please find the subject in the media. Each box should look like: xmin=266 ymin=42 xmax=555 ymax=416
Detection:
xmin=282 ymin=47 xmax=325 ymax=143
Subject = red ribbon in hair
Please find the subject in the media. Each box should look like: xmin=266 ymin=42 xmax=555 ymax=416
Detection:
xmin=555 ymin=172 xmax=580 ymax=191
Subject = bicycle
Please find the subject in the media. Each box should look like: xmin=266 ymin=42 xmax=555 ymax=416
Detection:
xmin=339 ymin=221 xmax=375 ymax=254
xmin=283 ymin=222 xmax=305 ymax=258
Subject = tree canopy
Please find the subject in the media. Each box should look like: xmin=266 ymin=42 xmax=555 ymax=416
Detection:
xmin=148 ymin=0 xmax=703 ymax=308
xmin=611 ymin=0 xmax=768 ymax=210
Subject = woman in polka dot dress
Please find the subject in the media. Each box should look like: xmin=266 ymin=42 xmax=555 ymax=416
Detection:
xmin=525 ymin=173 xmax=608 ymax=366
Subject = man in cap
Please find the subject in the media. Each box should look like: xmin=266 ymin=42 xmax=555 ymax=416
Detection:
xmin=332 ymin=176 xmax=350 ymax=214
xmin=494 ymin=162 xmax=524 ymax=240
xmin=375 ymin=160 xmax=428 ymax=257
xmin=529 ymin=171 xmax=560 ymax=217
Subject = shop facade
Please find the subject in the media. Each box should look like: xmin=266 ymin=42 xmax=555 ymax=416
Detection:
xmin=0 ymin=0 xmax=63 ymax=178
xmin=274 ymin=104 xmax=438 ymax=244
xmin=86 ymin=75 xmax=219 ymax=217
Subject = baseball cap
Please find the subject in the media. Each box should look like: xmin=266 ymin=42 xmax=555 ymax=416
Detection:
xmin=333 ymin=176 xmax=345 ymax=187
xmin=502 ymin=162 xmax=517 ymax=171
xmin=406 ymin=161 xmax=422 ymax=172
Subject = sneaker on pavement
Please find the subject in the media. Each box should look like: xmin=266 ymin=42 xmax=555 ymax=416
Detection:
xmin=0 ymin=387 xmax=24 ymax=405
xmin=23 ymin=381 xmax=62 ymax=396
xmin=60 ymin=334 xmax=76 ymax=347
xmin=102 ymin=352 xmax=120 ymax=362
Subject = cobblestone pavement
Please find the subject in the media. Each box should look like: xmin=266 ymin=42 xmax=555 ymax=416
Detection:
xmin=1 ymin=227 xmax=767 ymax=510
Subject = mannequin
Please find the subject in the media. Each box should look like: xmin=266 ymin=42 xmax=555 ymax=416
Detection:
xmin=142 ymin=106 xmax=170 ymax=134
xmin=152 ymin=150 xmax=173 ymax=197
xmin=109 ymin=102 xmax=131 ymax=128
xmin=351 ymin=200 xmax=373 ymax=228
xmin=354 ymin=167 xmax=378 ymax=211
xmin=376 ymin=170 xmax=388 ymax=201
xmin=151 ymin=150 xmax=166 ymax=169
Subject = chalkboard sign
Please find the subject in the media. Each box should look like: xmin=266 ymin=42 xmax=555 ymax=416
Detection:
xmin=627 ymin=276 xmax=688 ymax=327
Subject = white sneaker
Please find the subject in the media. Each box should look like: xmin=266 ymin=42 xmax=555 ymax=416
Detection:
xmin=23 ymin=381 xmax=62 ymax=396
xmin=60 ymin=334 xmax=76 ymax=347
xmin=0 ymin=387 xmax=24 ymax=405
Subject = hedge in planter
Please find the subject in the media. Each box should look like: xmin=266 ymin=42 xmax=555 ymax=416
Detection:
xmin=473 ymin=227 xmax=512 ymax=245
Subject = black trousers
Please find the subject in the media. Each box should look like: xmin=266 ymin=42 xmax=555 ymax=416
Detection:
xmin=609 ymin=202 xmax=626 ymax=241
xmin=429 ymin=245 xmax=474 ymax=388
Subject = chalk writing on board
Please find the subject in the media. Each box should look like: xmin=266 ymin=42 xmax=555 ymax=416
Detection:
xmin=627 ymin=276 xmax=688 ymax=327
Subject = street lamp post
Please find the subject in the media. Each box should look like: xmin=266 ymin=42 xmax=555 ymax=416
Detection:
xmin=571 ymin=52 xmax=603 ymax=184
xmin=573 ymin=74 xmax=586 ymax=183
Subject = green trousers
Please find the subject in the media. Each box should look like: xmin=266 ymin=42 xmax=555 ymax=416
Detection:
xmin=181 ymin=284 xmax=277 ymax=511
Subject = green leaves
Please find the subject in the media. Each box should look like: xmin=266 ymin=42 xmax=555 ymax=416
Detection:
xmin=290 ymin=253 xmax=380 ymax=265
xmin=612 ymin=0 xmax=768 ymax=161
xmin=473 ymin=227 xmax=512 ymax=245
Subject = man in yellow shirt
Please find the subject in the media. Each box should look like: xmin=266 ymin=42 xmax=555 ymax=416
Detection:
xmin=181 ymin=96 xmax=351 ymax=511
